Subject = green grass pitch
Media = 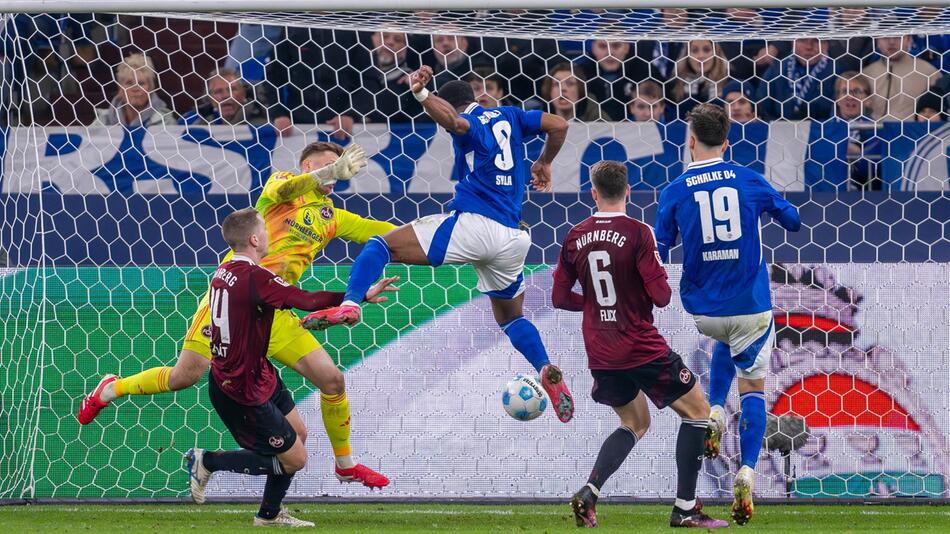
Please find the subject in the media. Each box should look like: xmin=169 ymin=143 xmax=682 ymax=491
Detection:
xmin=2 ymin=503 xmax=948 ymax=533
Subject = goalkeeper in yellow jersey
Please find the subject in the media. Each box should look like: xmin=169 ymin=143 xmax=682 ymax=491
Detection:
xmin=78 ymin=141 xmax=397 ymax=488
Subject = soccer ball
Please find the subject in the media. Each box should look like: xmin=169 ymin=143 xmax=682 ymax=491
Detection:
xmin=501 ymin=374 xmax=548 ymax=421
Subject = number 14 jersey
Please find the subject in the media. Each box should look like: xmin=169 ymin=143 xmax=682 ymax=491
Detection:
xmin=553 ymin=213 xmax=670 ymax=369
xmin=654 ymin=157 xmax=798 ymax=318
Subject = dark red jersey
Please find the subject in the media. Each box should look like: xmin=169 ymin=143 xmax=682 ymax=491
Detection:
xmin=552 ymin=212 xmax=671 ymax=370
xmin=208 ymin=255 xmax=344 ymax=405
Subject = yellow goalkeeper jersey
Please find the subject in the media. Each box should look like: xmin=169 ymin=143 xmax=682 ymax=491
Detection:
xmin=224 ymin=171 xmax=396 ymax=286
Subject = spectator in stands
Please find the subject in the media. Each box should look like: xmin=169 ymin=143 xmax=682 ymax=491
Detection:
xmin=465 ymin=67 xmax=509 ymax=108
xmin=262 ymin=28 xmax=360 ymax=138
xmin=541 ymin=62 xmax=603 ymax=121
xmin=754 ymin=38 xmax=837 ymax=121
xmin=582 ymin=40 xmax=634 ymax=121
xmin=669 ymin=40 xmax=730 ymax=118
xmin=834 ymin=72 xmax=879 ymax=190
xmin=223 ymin=23 xmax=281 ymax=78
xmin=480 ymin=36 xmax=558 ymax=106
xmin=718 ymin=9 xmax=787 ymax=84
xmin=826 ymin=8 xmax=875 ymax=74
xmin=431 ymin=34 xmax=488 ymax=88
xmin=181 ymin=67 xmax=266 ymax=126
xmin=627 ymin=80 xmax=667 ymax=123
xmin=913 ymin=34 xmax=950 ymax=73
xmin=352 ymin=31 xmax=424 ymax=123
xmin=915 ymin=92 xmax=946 ymax=122
xmin=834 ymin=71 xmax=873 ymax=122
xmin=864 ymin=35 xmax=940 ymax=121
xmin=93 ymin=53 xmax=176 ymax=127
xmin=722 ymin=83 xmax=757 ymax=124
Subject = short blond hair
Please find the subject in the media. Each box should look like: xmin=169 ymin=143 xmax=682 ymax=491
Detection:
xmin=116 ymin=53 xmax=158 ymax=90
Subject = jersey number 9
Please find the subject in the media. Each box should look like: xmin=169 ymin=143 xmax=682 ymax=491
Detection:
xmin=491 ymin=121 xmax=514 ymax=171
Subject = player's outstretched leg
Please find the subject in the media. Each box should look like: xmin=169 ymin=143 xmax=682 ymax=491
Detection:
xmin=78 ymin=350 xmax=209 ymax=425
xmin=704 ymin=342 xmax=735 ymax=458
xmin=308 ymin=225 xmax=427 ymax=330
xmin=493 ymin=296 xmax=574 ymax=423
xmin=733 ymin=384 xmax=766 ymax=526
xmin=290 ymin=348 xmax=389 ymax=489
xmin=668 ymin=384 xmax=728 ymax=529
xmin=572 ymin=394 xmax=649 ymax=528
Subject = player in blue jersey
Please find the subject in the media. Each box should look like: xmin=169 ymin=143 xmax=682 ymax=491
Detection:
xmin=306 ymin=66 xmax=575 ymax=423
xmin=654 ymin=103 xmax=801 ymax=525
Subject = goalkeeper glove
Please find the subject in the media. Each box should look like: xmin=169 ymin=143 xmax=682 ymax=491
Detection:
xmin=309 ymin=143 xmax=368 ymax=187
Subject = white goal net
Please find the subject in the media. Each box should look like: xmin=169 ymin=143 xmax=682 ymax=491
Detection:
xmin=0 ymin=5 xmax=948 ymax=501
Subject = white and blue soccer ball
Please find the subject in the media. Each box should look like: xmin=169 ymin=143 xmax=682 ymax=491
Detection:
xmin=502 ymin=374 xmax=548 ymax=421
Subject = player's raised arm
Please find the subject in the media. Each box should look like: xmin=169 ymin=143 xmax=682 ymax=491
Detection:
xmin=410 ymin=65 xmax=470 ymax=135
xmin=530 ymin=113 xmax=569 ymax=192
xmin=264 ymin=143 xmax=368 ymax=204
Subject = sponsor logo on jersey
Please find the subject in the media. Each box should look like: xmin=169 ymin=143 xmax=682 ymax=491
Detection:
xmin=320 ymin=206 xmax=333 ymax=220
xmin=477 ymin=109 xmax=502 ymax=124
xmin=302 ymin=209 xmax=314 ymax=226
xmin=268 ymin=435 xmax=285 ymax=448
xmin=680 ymin=368 xmax=692 ymax=384
xmin=284 ymin=217 xmax=324 ymax=242
xmin=201 ymin=325 xmax=212 ymax=338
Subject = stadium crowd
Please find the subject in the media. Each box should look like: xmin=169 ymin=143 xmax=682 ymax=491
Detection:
xmin=4 ymin=9 xmax=950 ymax=190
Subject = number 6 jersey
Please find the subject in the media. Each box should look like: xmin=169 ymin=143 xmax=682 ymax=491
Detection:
xmin=654 ymin=157 xmax=801 ymax=317
xmin=552 ymin=212 xmax=671 ymax=369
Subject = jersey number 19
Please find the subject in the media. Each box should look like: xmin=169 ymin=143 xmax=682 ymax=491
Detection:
xmin=693 ymin=187 xmax=743 ymax=244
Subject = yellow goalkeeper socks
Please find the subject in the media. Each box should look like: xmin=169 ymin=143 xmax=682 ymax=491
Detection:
xmin=320 ymin=392 xmax=353 ymax=466
xmin=113 ymin=366 xmax=172 ymax=398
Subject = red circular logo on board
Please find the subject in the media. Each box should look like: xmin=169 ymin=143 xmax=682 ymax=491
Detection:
xmin=268 ymin=436 xmax=285 ymax=448
xmin=680 ymin=368 xmax=692 ymax=384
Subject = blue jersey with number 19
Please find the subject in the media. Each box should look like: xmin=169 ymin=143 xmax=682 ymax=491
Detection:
xmin=447 ymin=103 xmax=543 ymax=229
xmin=654 ymin=158 xmax=800 ymax=317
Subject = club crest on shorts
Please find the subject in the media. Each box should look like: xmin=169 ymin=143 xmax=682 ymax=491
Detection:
xmin=201 ymin=325 xmax=212 ymax=338
xmin=680 ymin=368 xmax=692 ymax=384
xmin=320 ymin=206 xmax=333 ymax=220
xmin=268 ymin=435 xmax=285 ymax=448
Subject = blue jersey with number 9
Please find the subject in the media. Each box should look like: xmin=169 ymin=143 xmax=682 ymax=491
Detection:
xmin=654 ymin=158 xmax=800 ymax=317
xmin=447 ymin=103 xmax=543 ymax=229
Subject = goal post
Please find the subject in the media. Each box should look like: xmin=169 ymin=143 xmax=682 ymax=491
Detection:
xmin=0 ymin=4 xmax=948 ymax=502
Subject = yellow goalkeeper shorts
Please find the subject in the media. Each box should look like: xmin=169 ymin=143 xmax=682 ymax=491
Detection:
xmin=182 ymin=293 xmax=321 ymax=367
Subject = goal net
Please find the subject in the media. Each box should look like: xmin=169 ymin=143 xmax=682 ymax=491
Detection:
xmin=1 ymin=5 xmax=948 ymax=501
